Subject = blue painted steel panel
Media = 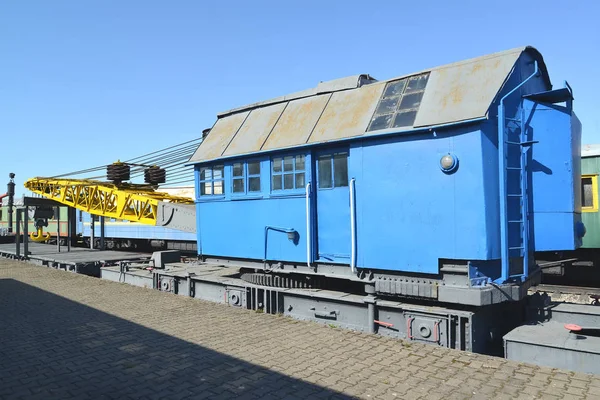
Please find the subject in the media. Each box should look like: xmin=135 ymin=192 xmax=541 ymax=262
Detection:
xmin=198 ymin=197 xmax=307 ymax=262
xmin=353 ymin=125 xmax=490 ymax=274
xmin=526 ymin=99 xmax=582 ymax=251
xmin=196 ymin=154 xmax=313 ymax=263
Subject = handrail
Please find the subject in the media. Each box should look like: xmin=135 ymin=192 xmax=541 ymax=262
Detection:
xmin=497 ymin=61 xmax=539 ymax=283
xmin=350 ymin=178 xmax=356 ymax=274
xmin=305 ymin=183 xmax=312 ymax=269
xmin=263 ymin=226 xmax=296 ymax=268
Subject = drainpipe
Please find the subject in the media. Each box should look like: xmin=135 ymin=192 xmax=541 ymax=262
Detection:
xmin=498 ymin=61 xmax=539 ymax=283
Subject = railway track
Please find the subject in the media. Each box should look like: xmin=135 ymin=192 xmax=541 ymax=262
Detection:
xmin=529 ymin=283 xmax=600 ymax=305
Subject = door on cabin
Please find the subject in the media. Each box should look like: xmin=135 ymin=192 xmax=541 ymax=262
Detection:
xmin=315 ymin=150 xmax=351 ymax=264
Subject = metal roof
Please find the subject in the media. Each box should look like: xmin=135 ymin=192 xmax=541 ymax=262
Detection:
xmin=582 ymin=144 xmax=600 ymax=158
xmin=189 ymin=46 xmax=550 ymax=164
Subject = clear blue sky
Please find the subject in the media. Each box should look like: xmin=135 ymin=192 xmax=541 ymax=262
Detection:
xmin=1 ymin=0 xmax=599 ymax=196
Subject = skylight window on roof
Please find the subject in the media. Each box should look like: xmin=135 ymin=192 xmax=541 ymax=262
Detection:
xmin=367 ymin=73 xmax=429 ymax=132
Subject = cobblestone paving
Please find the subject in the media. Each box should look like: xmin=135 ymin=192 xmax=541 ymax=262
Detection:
xmin=1 ymin=259 xmax=599 ymax=399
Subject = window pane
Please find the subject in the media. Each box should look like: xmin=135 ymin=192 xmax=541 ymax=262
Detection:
xmin=398 ymin=91 xmax=424 ymax=111
xmin=392 ymin=110 xmax=418 ymax=128
xmin=405 ymin=74 xmax=429 ymax=93
xmin=233 ymin=163 xmax=244 ymax=177
xmin=583 ymin=178 xmax=593 ymax=207
xmin=283 ymin=156 xmax=294 ymax=172
xmin=295 ymin=155 xmax=305 ymax=171
xmin=213 ymin=181 xmax=223 ymax=195
xmin=272 ymin=158 xmax=282 ymax=173
xmin=383 ymin=79 xmax=406 ymax=98
xmin=213 ymin=166 xmax=224 ymax=180
xmin=200 ymin=168 xmax=212 ymax=180
xmin=233 ymin=178 xmax=244 ymax=193
xmin=248 ymin=161 xmax=260 ymax=175
xmin=367 ymin=113 xmax=393 ymax=131
xmin=295 ymin=172 xmax=305 ymax=188
xmin=201 ymin=182 xmax=212 ymax=195
xmin=333 ymin=153 xmax=348 ymax=187
xmin=375 ymin=97 xmax=400 ymax=115
xmin=249 ymin=177 xmax=261 ymax=192
xmin=284 ymin=174 xmax=294 ymax=189
xmin=318 ymin=156 xmax=332 ymax=189
xmin=272 ymin=175 xmax=282 ymax=190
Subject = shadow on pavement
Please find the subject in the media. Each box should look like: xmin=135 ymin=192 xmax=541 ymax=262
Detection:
xmin=0 ymin=278 xmax=352 ymax=400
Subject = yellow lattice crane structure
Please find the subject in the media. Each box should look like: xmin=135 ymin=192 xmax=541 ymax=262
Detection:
xmin=24 ymin=177 xmax=194 ymax=226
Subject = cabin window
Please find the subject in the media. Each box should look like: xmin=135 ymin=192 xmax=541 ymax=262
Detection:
xmin=199 ymin=165 xmax=225 ymax=196
xmin=272 ymin=155 xmax=305 ymax=191
xmin=367 ymin=72 xmax=429 ymax=132
xmin=232 ymin=161 xmax=261 ymax=194
xmin=318 ymin=152 xmax=348 ymax=189
xmin=582 ymin=175 xmax=598 ymax=212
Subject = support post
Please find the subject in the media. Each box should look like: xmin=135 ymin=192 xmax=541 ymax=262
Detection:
xmin=100 ymin=216 xmax=105 ymax=250
xmin=56 ymin=207 xmax=61 ymax=253
xmin=15 ymin=209 xmax=21 ymax=257
xmin=7 ymin=173 xmax=15 ymax=233
xmin=90 ymin=215 xmax=94 ymax=249
xmin=365 ymin=284 xmax=377 ymax=334
xmin=67 ymin=207 xmax=71 ymax=252
xmin=23 ymin=207 xmax=28 ymax=259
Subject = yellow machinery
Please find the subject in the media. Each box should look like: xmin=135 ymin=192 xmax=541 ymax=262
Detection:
xmin=24 ymin=177 xmax=194 ymax=226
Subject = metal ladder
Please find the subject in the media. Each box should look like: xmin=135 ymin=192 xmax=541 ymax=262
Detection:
xmin=497 ymin=60 xmax=539 ymax=284
xmin=502 ymin=109 xmax=535 ymax=282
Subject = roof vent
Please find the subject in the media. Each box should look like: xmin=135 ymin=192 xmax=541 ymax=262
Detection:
xmin=316 ymin=74 xmax=377 ymax=94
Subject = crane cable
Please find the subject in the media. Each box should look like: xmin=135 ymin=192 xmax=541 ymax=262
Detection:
xmin=44 ymin=137 xmax=202 ymax=186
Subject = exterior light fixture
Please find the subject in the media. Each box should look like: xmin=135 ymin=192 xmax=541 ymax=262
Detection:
xmin=440 ymin=153 xmax=458 ymax=173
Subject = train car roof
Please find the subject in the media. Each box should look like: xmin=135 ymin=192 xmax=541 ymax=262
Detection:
xmin=582 ymin=144 xmax=600 ymax=158
xmin=188 ymin=46 xmax=550 ymax=165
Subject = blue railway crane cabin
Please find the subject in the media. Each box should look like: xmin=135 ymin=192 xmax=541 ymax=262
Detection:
xmin=187 ymin=46 xmax=582 ymax=306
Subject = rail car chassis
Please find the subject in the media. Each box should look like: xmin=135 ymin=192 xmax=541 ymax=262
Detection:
xmin=101 ymin=252 xmax=531 ymax=356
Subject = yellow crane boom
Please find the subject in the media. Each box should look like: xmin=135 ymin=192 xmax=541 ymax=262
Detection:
xmin=24 ymin=177 xmax=194 ymax=225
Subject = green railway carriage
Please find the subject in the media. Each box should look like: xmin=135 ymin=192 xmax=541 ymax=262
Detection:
xmin=581 ymin=144 xmax=600 ymax=248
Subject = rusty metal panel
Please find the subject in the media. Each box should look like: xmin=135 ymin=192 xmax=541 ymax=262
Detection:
xmin=413 ymin=51 xmax=521 ymax=127
xmin=309 ymin=82 xmax=385 ymax=143
xmin=188 ymin=111 xmax=249 ymax=163
xmin=219 ymin=74 xmax=374 ymax=118
xmin=223 ymin=103 xmax=287 ymax=156
xmin=261 ymin=94 xmax=331 ymax=151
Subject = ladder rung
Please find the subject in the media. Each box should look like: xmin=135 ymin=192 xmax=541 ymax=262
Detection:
xmin=507 ymin=194 xmax=522 ymax=197
xmin=506 ymin=167 xmax=521 ymax=170
xmin=520 ymin=140 xmax=539 ymax=147
xmin=508 ymin=220 xmax=523 ymax=223
xmin=506 ymin=141 xmax=522 ymax=145
xmin=509 ymin=246 xmax=524 ymax=250
xmin=505 ymin=117 xmax=520 ymax=122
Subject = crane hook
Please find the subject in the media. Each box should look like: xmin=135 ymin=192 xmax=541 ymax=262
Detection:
xmin=30 ymin=227 xmax=51 ymax=242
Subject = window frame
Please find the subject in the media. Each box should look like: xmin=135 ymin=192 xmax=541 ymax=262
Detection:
xmin=316 ymin=151 xmax=349 ymax=190
xmin=367 ymin=72 xmax=429 ymax=132
xmin=582 ymin=174 xmax=598 ymax=212
xmin=270 ymin=154 xmax=307 ymax=194
xmin=231 ymin=160 xmax=262 ymax=197
xmin=198 ymin=164 xmax=225 ymax=198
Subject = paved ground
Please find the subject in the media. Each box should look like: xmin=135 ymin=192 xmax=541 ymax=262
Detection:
xmin=1 ymin=260 xmax=599 ymax=400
